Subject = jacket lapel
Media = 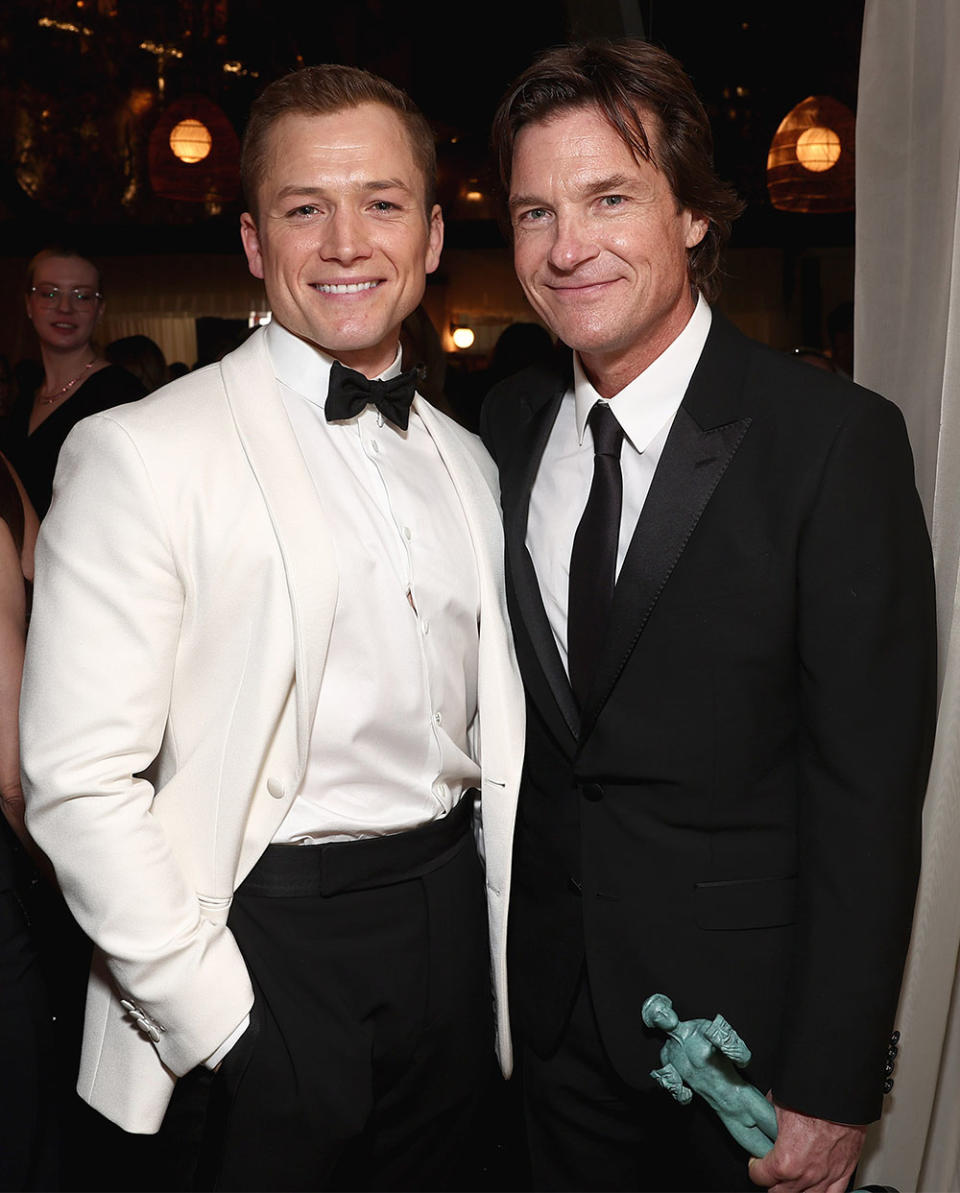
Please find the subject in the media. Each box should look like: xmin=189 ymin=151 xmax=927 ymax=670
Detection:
xmin=218 ymin=329 xmax=338 ymax=783
xmin=413 ymin=398 xmax=526 ymax=792
xmin=579 ymin=313 xmax=754 ymax=737
xmin=503 ymin=373 xmax=581 ymax=742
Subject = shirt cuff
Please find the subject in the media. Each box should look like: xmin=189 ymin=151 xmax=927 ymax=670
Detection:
xmin=203 ymin=1014 xmax=250 ymax=1070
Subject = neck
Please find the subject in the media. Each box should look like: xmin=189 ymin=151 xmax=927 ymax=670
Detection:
xmin=579 ymin=291 xmax=697 ymax=399
xmin=40 ymin=344 xmax=98 ymax=392
xmin=330 ymin=343 xmax=399 ymax=381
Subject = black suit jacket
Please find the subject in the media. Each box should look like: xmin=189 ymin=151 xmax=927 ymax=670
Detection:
xmin=481 ymin=312 xmax=936 ymax=1125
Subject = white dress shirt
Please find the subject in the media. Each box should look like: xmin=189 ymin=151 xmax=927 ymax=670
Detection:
xmin=266 ymin=319 xmax=482 ymax=842
xmin=207 ymin=321 xmax=483 ymax=1067
xmin=526 ymin=295 xmax=712 ymax=674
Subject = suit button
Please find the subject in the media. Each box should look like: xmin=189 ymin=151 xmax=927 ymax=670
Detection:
xmin=567 ymin=877 xmax=582 ymax=896
xmin=267 ymin=777 xmax=285 ymax=799
xmin=582 ymin=783 xmax=604 ymax=802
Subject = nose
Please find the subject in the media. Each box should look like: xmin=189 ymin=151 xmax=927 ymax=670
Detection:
xmin=547 ymin=211 xmax=600 ymax=273
xmin=318 ymin=206 xmax=372 ymax=265
xmin=56 ymin=289 xmax=77 ymax=312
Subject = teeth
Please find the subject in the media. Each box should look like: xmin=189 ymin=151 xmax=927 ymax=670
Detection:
xmin=315 ymin=281 xmax=379 ymax=294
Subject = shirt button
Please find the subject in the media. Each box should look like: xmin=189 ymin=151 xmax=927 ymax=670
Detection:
xmin=266 ymin=777 xmax=286 ymax=799
xmin=370 ymin=439 xmax=380 ymax=454
xmin=433 ymin=712 xmax=442 ymax=725
xmin=421 ymin=619 xmax=430 ymax=635
xmin=402 ymin=526 xmax=412 ymax=540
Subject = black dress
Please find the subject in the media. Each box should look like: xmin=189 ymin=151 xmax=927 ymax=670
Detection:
xmin=3 ymin=364 xmax=145 ymax=517
xmin=0 ymin=455 xmax=58 ymax=1191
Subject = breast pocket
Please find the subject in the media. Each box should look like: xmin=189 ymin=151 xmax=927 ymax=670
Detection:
xmin=693 ymin=874 xmax=797 ymax=930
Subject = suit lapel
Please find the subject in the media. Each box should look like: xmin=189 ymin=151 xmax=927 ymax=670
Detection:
xmin=579 ymin=313 xmax=754 ymax=737
xmin=218 ymin=329 xmax=338 ymax=781
xmin=414 ymin=399 xmax=526 ymax=790
xmin=503 ymin=375 xmax=581 ymax=742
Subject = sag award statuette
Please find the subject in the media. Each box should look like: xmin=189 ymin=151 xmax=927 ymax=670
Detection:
xmin=641 ymin=994 xmax=897 ymax=1193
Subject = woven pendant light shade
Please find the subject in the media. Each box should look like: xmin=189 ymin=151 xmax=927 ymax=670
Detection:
xmin=767 ymin=95 xmax=855 ymax=213
xmin=149 ymin=95 xmax=240 ymax=203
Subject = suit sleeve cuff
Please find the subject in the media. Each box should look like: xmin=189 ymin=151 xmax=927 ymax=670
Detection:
xmin=204 ymin=1013 xmax=250 ymax=1070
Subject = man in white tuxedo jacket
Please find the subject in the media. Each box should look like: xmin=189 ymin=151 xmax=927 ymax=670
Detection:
xmin=20 ymin=64 xmax=523 ymax=1192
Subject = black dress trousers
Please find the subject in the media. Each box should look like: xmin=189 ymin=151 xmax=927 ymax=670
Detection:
xmin=162 ymin=798 xmax=495 ymax=1193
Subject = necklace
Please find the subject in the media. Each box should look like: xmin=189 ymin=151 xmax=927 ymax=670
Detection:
xmin=38 ymin=359 xmax=97 ymax=405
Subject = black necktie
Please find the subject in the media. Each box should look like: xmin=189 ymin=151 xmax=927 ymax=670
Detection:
xmin=325 ymin=360 xmax=419 ymax=430
xmin=567 ymin=402 xmax=625 ymax=709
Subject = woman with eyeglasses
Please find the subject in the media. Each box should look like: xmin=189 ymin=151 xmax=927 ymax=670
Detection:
xmin=6 ymin=247 xmax=145 ymax=517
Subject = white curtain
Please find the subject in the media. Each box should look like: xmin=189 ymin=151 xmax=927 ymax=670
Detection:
xmin=856 ymin=3 xmax=960 ymax=1189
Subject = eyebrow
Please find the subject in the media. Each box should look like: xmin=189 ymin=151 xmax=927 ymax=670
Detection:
xmin=509 ymin=172 xmax=637 ymax=213
xmin=275 ymin=178 xmax=413 ymax=203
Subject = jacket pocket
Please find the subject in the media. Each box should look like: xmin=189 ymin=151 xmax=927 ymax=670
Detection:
xmin=693 ymin=874 xmax=797 ymax=930
xmin=197 ymin=893 xmax=233 ymax=925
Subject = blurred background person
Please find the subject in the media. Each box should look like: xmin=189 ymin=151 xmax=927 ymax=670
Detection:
xmin=5 ymin=249 xmax=149 ymax=1189
xmin=448 ymin=321 xmax=557 ymax=432
xmin=4 ymin=248 xmax=145 ymax=517
xmin=0 ymin=450 xmax=58 ymax=1191
xmin=105 ymin=334 xmax=168 ymax=395
xmin=486 ymin=321 xmax=556 ymax=388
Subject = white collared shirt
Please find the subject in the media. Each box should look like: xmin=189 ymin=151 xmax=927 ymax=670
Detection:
xmin=265 ymin=320 xmax=481 ymax=843
xmin=526 ymin=294 xmax=712 ymax=674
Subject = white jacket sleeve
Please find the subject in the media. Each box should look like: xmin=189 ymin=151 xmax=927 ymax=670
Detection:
xmin=21 ymin=412 xmax=254 ymax=1077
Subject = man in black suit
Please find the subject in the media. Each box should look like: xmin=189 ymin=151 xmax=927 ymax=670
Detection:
xmin=481 ymin=38 xmax=937 ymax=1193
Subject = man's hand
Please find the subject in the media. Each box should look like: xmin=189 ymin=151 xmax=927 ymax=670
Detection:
xmin=747 ymin=1103 xmax=867 ymax=1193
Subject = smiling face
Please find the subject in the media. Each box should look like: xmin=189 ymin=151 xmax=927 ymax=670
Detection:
xmin=509 ymin=104 xmax=707 ymax=396
xmin=240 ymin=103 xmax=443 ymax=378
xmin=26 ymin=254 xmax=103 ymax=355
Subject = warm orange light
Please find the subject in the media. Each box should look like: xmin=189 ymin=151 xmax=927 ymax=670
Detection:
xmin=796 ymin=126 xmax=841 ymax=172
xmin=169 ymin=118 xmax=212 ymax=163
xmin=452 ymin=327 xmax=475 ymax=349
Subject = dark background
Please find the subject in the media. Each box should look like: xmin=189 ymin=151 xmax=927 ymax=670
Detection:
xmin=1 ymin=0 xmax=864 ymax=256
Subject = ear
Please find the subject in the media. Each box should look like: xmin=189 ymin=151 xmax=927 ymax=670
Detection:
xmin=685 ymin=212 xmax=709 ymax=249
xmin=424 ymin=204 xmax=444 ymax=276
xmin=240 ymin=212 xmax=266 ymax=280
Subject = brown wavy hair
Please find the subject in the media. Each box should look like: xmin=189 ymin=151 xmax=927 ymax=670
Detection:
xmin=491 ymin=39 xmax=744 ymax=301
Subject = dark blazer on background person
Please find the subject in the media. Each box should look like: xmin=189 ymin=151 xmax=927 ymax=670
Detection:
xmin=480 ymin=309 xmax=937 ymax=1127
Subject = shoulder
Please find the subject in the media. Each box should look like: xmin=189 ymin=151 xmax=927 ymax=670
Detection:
xmin=483 ymin=358 xmax=567 ymax=423
xmin=480 ymin=357 xmax=570 ymax=461
xmin=711 ymin=312 xmax=905 ymax=440
xmin=79 ymin=361 xmax=228 ymax=441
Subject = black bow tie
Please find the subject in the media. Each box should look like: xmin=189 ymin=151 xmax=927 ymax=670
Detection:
xmin=324 ymin=360 xmax=419 ymax=430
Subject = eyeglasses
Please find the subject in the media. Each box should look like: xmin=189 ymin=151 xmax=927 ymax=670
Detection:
xmin=29 ymin=285 xmax=102 ymax=307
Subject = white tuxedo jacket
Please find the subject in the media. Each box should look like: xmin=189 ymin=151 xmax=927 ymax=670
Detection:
xmin=21 ymin=328 xmax=524 ymax=1133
